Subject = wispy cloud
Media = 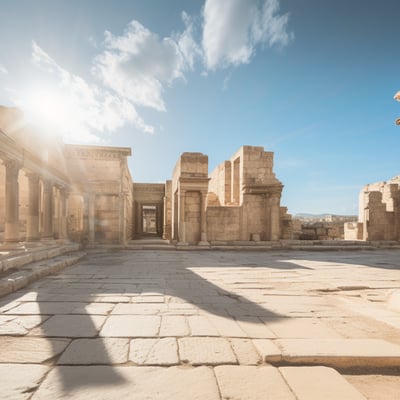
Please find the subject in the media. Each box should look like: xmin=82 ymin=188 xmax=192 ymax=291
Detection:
xmin=0 ymin=64 xmax=8 ymax=74
xmin=8 ymin=1 xmax=293 ymax=142
xmin=202 ymin=0 xmax=293 ymax=70
xmin=92 ymin=14 xmax=199 ymax=112
xmin=14 ymin=41 xmax=154 ymax=142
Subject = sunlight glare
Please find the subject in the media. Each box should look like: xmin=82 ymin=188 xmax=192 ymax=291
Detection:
xmin=20 ymin=84 xmax=78 ymax=136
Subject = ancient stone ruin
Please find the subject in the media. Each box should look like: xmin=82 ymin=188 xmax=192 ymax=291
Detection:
xmin=0 ymin=106 xmax=292 ymax=245
xmin=345 ymin=176 xmax=400 ymax=241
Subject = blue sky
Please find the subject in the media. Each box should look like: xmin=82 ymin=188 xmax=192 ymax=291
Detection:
xmin=0 ymin=0 xmax=399 ymax=215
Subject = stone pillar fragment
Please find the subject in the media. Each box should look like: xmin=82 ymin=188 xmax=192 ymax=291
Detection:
xmin=26 ymin=173 xmax=40 ymax=241
xmin=4 ymin=160 xmax=21 ymax=242
xmin=178 ymin=190 xmax=186 ymax=243
xmin=88 ymin=193 xmax=95 ymax=243
xmin=269 ymin=194 xmax=281 ymax=241
xmin=59 ymin=187 xmax=68 ymax=240
xmin=42 ymin=180 xmax=53 ymax=239
xmin=199 ymin=191 xmax=209 ymax=245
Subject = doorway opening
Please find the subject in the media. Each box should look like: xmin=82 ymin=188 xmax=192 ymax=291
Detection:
xmin=142 ymin=205 xmax=157 ymax=235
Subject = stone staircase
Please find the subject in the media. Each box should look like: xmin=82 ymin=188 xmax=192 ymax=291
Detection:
xmin=0 ymin=243 xmax=86 ymax=297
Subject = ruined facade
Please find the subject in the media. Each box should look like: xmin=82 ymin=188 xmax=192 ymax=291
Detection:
xmin=0 ymin=106 xmax=291 ymax=245
xmin=345 ymin=176 xmax=400 ymax=241
xmin=170 ymin=146 xmax=291 ymax=244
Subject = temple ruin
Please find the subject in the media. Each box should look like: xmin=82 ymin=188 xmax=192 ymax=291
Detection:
xmin=345 ymin=176 xmax=400 ymax=241
xmin=0 ymin=105 xmax=292 ymax=245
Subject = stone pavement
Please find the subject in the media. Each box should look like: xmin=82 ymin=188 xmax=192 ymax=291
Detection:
xmin=0 ymin=249 xmax=400 ymax=399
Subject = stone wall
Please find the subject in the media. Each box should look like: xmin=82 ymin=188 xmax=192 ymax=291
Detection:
xmin=207 ymin=207 xmax=241 ymax=241
xmin=170 ymin=146 xmax=291 ymax=244
xmin=356 ymin=176 xmax=400 ymax=241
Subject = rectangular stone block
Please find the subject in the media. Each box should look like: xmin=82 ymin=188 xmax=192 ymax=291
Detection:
xmin=129 ymin=338 xmax=179 ymax=365
xmin=58 ymin=338 xmax=129 ymax=365
xmin=32 ymin=366 xmax=221 ymax=400
xmin=276 ymin=338 xmax=400 ymax=367
xmin=32 ymin=315 xmax=106 ymax=338
xmin=0 ymin=364 xmax=49 ymax=400
xmin=0 ymin=337 xmax=70 ymax=363
xmin=252 ymin=339 xmax=282 ymax=362
xmin=159 ymin=316 xmax=189 ymax=336
xmin=230 ymin=338 xmax=261 ymax=365
xmin=178 ymin=337 xmax=237 ymax=365
xmin=215 ymin=365 xmax=295 ymax=400
xmin=100 ymin=315 xmax=160 ymax=337
xmin=279 ymin=366 xmax=366 ymax=400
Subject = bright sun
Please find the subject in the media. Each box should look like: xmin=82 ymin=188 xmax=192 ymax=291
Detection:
xmin=19 ymin=84 xmax=77 ymax=134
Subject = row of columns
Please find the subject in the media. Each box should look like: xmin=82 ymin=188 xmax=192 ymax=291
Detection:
xmin=3 ymin=159 xmax=69 ymax=243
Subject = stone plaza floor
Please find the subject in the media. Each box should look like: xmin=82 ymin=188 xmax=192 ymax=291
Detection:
xmin=0 ymin=248 xmax=400 ymax=399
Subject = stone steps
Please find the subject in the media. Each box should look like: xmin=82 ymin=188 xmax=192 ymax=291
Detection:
xmin=0 ymin=245 xmax=86 ymax=297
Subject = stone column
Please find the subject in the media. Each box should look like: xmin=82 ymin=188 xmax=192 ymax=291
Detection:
xmin=42 ymin=180 xmax=53 ymax=239
xmin=58 ymin=187 xmax=68 ymax=240
xmin=178 ymin=189 xmax=186 ymax=243
xmin=199 ymin=191 xmax=209 ymax=245
xmin=4 ymin=160 xmax=21 ymax=243
xmin=119 ymin=193 xmax=127 ymax=244
xmin=26 ymin=173 xmax=40 ymax=241
xmin=88 ymin=193 xmax=95 ymax=243
xmin=269 ymin=194 xmax=281 ymax=241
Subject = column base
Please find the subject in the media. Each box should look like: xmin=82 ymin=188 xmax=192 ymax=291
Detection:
xmin=198 ymin=241 xmax=210 ymax=247
xmin=0 ymin=242 xmax=26 ymax=251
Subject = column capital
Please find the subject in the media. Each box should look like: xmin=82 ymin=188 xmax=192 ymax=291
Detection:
xmin=3 ymin=159 xmax=22 ymax=177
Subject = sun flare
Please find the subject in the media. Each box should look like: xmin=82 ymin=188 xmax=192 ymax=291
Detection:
xmin=20 ymin=85 xmax=75 ymax=131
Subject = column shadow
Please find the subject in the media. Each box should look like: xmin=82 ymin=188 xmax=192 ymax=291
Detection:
xmin=0 ymin=249 xmax=312 ymax=393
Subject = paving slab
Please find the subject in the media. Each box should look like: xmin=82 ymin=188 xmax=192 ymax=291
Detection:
xmin=159 ymin=316 xmax=189 ymax=336
xmin=229 ymin=338 xmax=261 ymax=365
xmin=5 ymin=301 xmax=82 ymax=315
xmin=215 ymin=365 xmax=296 ymax=400
xmin=0 ymin=315 xmax=49 ymax=335
xmin=111 ymin=303 xmax=166 ymax=315
xmin=275 ymin=338 xmax=400 ymax=367
xmin=179 ymin=337 xmax=237 ymax=365
xmin=58 ymin=338 xmax=129 ymax=365
xmin=100 ymin=315 xmax=160 ymax=337
xmin=129 ymin=338 xmax=179 ymax=365
xmin=206 ymin=314 xmax=248 ymax=337
xmin=187 ymin=315 xmax=220 ymax=336
xmin=31 ymin=315 xmax=106 ymax=337
xmin=0 ymin=336 xmax=70 ymax=363
xmin=252 ymin=339 xmax=282 ymax=362
xmin=0 ymin=364 xmax=49 ymax=400
xmin=236 ymin=316 xmax=276 ymax=338
xmin=32 ymin=366 xmax=221 ymax=400
xmin=262 ymin=317 xmax=342 ymax=338
xmin=279 ymin=366 xmax=366 ymax=400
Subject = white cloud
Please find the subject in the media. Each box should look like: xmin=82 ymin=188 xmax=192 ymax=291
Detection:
xmin=14 ymin=41 xmax=154 ymax=143
xmin=202 ymin=0 xmax=292 ymax=70
xmin=0 ymin=63 xmax=8 ymax=74
xmin=93 ymin=17 xmax=198 ymax=112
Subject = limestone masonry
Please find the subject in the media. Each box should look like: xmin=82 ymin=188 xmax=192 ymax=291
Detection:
xmin=0 ymin=106 xmax=292 ymax=244
xmin=345 ymin=176 xmax=400 ymax=241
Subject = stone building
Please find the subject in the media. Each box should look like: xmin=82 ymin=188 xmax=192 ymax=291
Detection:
xmin=170 ymin=146 xmax=291 ymax=244
xmin=0 ymin=105 xmax=291 ymax=245
xmin=345 ymin=176 xmax=400 ymax=241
